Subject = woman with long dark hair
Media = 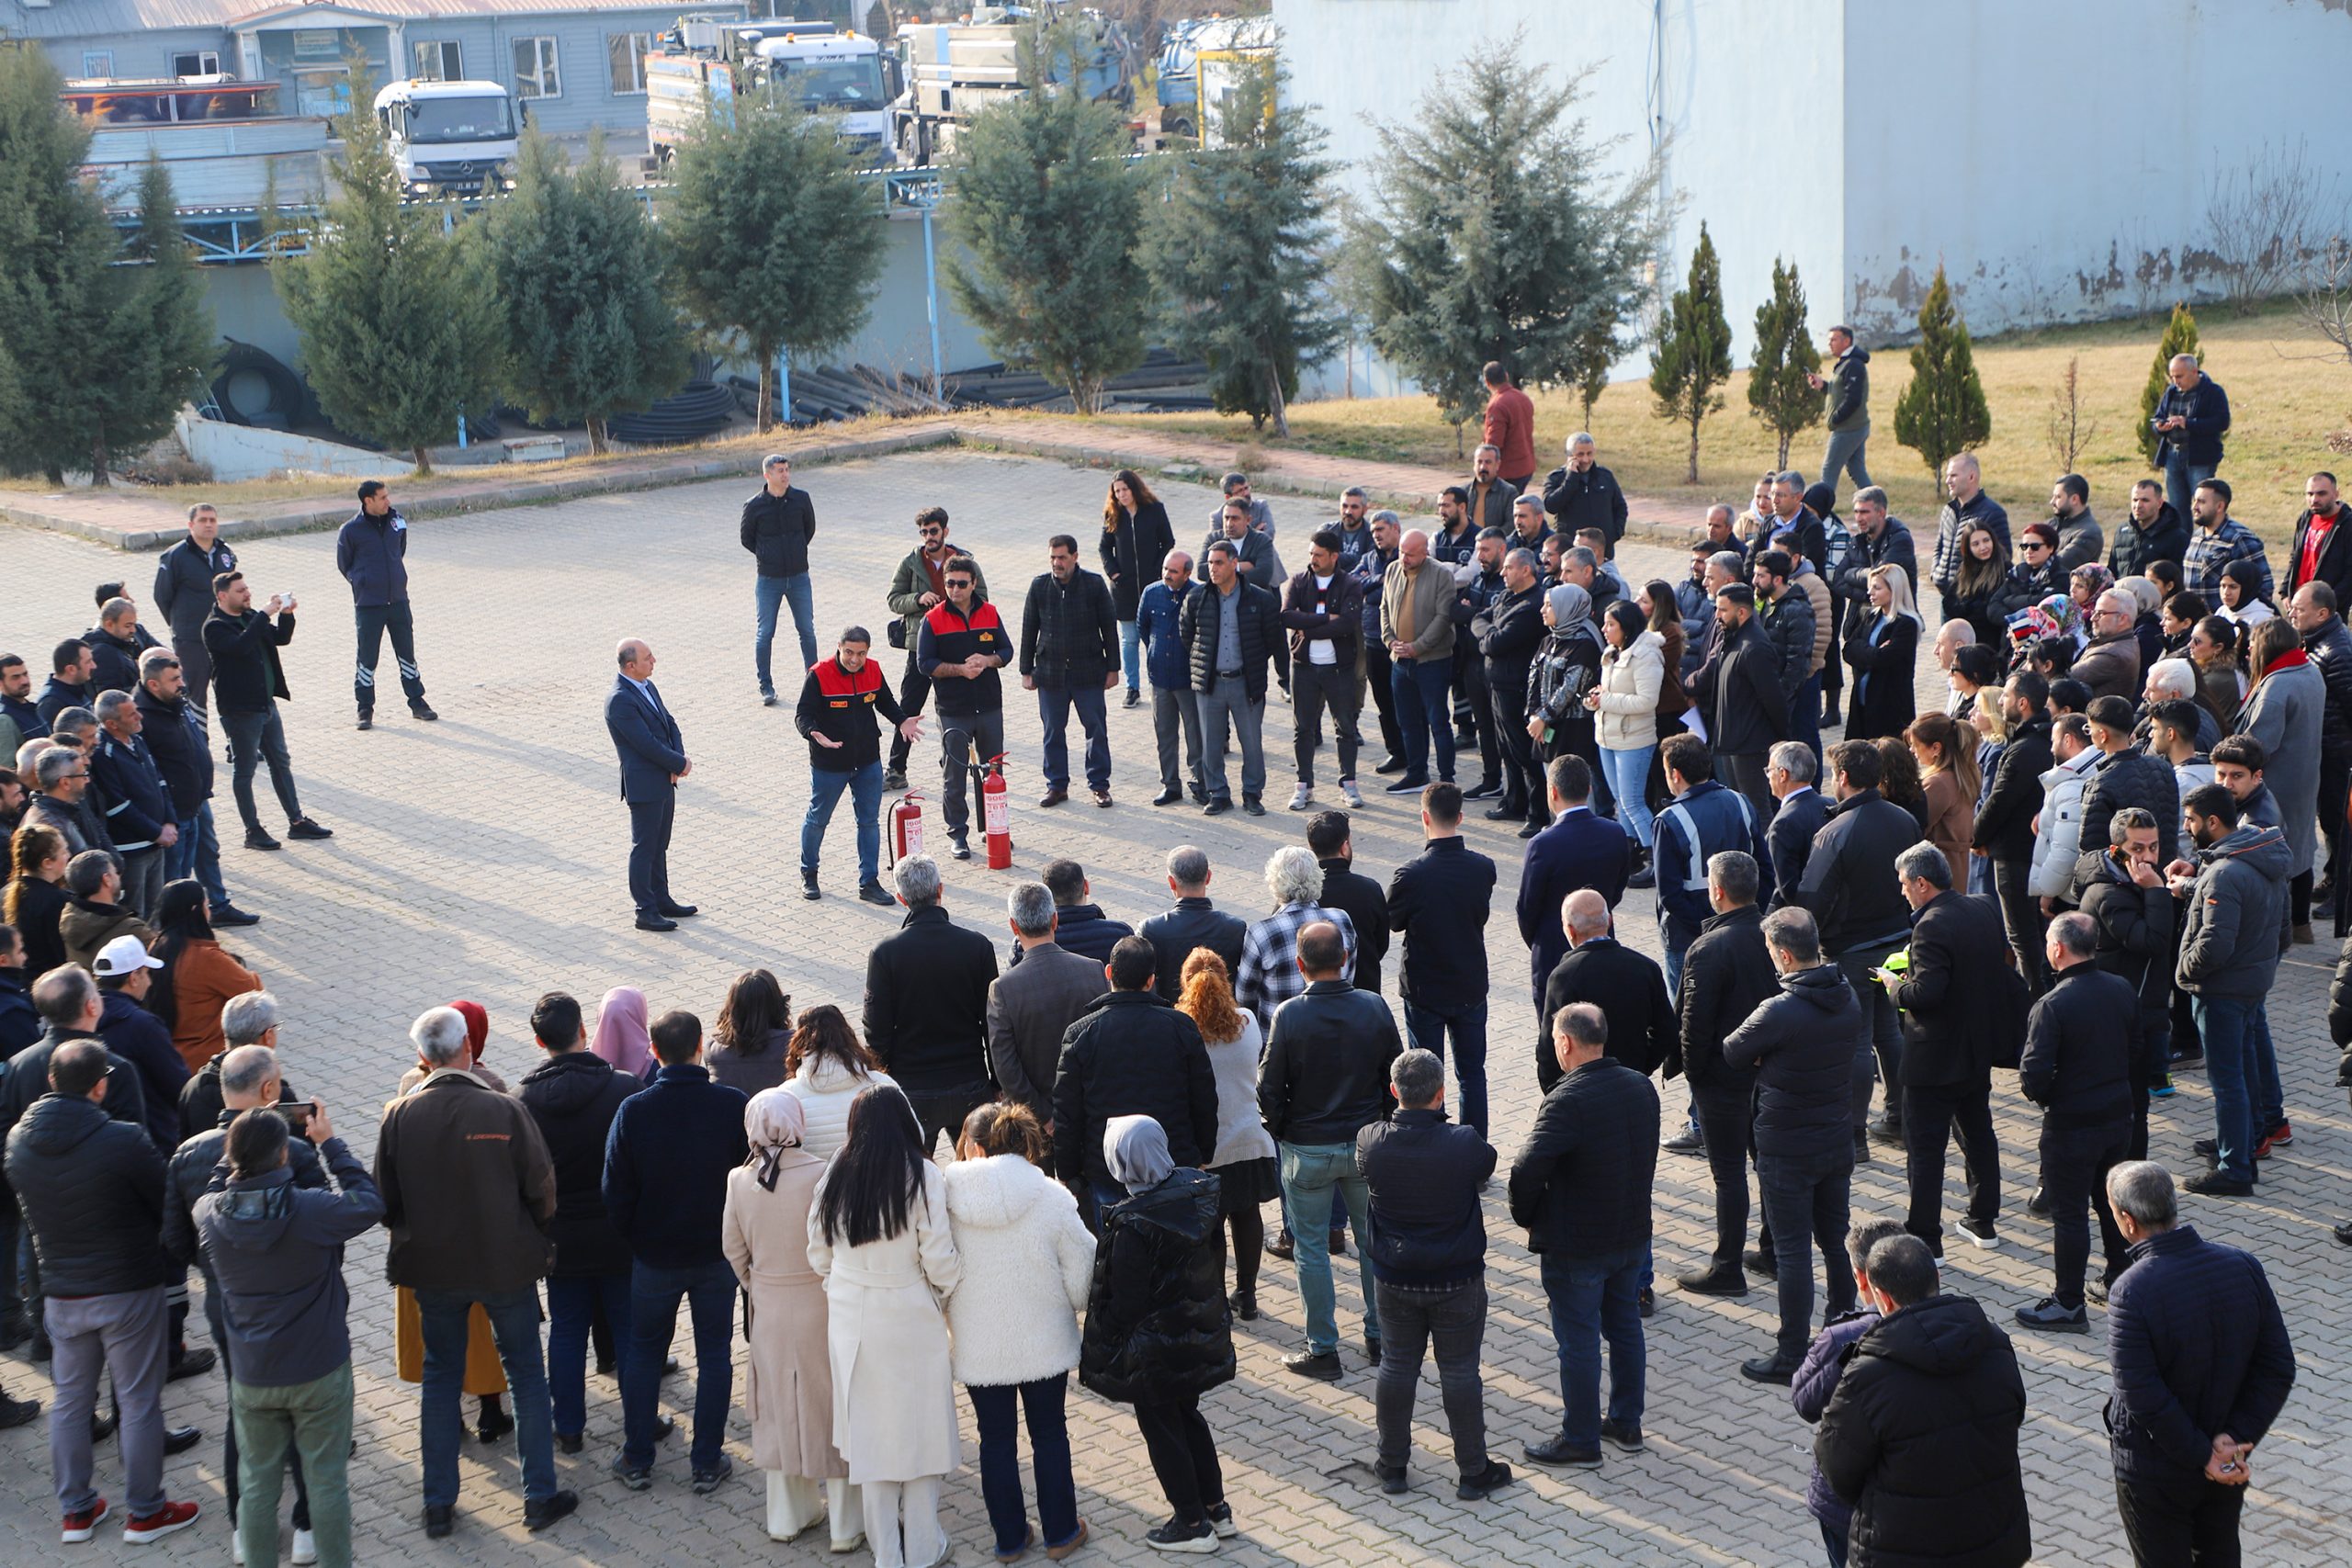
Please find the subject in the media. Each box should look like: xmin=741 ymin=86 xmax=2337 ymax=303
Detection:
xmin=2189 ymin=615 xmax=2247 ymax=730
xmin=1100 ymin=469 xmax=1176 ymax=709
xmin=1586 ymin=598 xmax=1663 ymax=876
xmin=808 ymin=1087 xmax=960 ymax=1568
xmin=781 ymin=1003 xmax=897 ymax=1162
xmin=1174 ymin=949 xmax=1275 ymax=1319
xmin=4 ymin=822 xmax=71 ymax=977
xmin=1947 ymin=522 xmax=2011 ymax=649
xmin=149 ymin=877 xmax=259 ymax=1073
xmin=710 ymin=968 xmax=794 ymax=1097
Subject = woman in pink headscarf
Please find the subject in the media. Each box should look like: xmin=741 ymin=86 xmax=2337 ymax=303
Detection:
xmin=592 ymin=986 xmax=652 ymax=1078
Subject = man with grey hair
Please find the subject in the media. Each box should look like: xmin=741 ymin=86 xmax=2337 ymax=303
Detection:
xmin=605 ymin=637 xmax=694 ymax=931
xmin=2153 ymin=354 xmax=2230 ymax=521
xmin=1137 ymin=547 xmax=1204 ymax=806
xmin=2102 ymin=1158 xmax=2294 ymax=1562
xmin=1138 ymin=845 xmax=1247 ymax=1005
xmin=986 ymin=881 xmax=1105 ymax=1138
xmin=1763 ymin=740 xmax=1826 ymax=913
xmin=741 ymin=452 xmax=817 ymax=703
xmin=1807 ymin=323 xmax=1871 ymax=494
xmin=1768 ymin=470 xmax=1826 ymax=577
xmin=89 ymin=688 xmax=175 ymax=918
xmin=1478 ymin=545 xmax=1548 ymax=821
xmin=1381 ymin=528 xmax=1457 ymax=791
xmin=1355 ymin=509 xmax=1406 ymax=767
xmin=21 ymin=741 xmax=107 ymax=858
xmin=375 ymin=1007 xmax=569 ymax=1537
xmin=1235 ymin=845 xmax=1358 ymax=1031
xmin=153 ymin=501 xmax=236 ymax=720
xmin=864 ymin=853 xmax=1000 ymax=1154
xmin=1357 ymin=1047 xmax=1508 ymax=1500
xmin=1333 ymin=486 xmax=1375 ymax=569
xmin=1541 ymin=432 xmax=1628 ymax=547
xmin=1671 ymin=848 xmax=1774 ymax=1299
xmin=1537 ymin=888 xmax=1672 ymax=1097
xmin=178 ymin=990 xmax=288 ymax=1143
xmin=1930 ymin=451 xmax=2010 ymax=601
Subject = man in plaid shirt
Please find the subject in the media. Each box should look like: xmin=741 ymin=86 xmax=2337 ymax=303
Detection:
xmin=1237 ymin=846 xmax=1360 ymax=1032
xmin=2183 ymin=477 xmax=2274 ymax=603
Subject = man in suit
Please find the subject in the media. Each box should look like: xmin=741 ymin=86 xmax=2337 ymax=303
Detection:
xmin=604 ymin=640 xmax=695 ymax=933
xmin=989 ymin=882 xmax=1110 ymax=1147
xmin=1763 ymin=743 xmax=1829 ymax=912
xmin=1136 ymin=845 xmax=1247 ymax=1005
xmin=1538 ymin=891 xmax=1674 ymax=1094
xmin=1306 ymin=811 xmax=1390 ymax=994
xmin=1880 ymin=843 xmax=2010 ymax=1257
xmin=1516 ymin=757 xmax=1631 ymax=1012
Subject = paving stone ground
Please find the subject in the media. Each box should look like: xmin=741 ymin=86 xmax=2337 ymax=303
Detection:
xmin=0 ymin=449 xmax=2346 ymax=1567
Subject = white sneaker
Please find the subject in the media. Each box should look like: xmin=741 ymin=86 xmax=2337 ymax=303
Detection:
xmin=291 ymin=1528 xmax=318 ymax=1564
xmin=233 ymin=1532 xmax=245 ymax=1566
xmin=1340 ymin=779 xmax=1365 ymax=808
xmin=1288 ymin=784 xmax=1312 ymax=811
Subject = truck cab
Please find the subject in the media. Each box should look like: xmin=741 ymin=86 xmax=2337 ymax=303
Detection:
xmin=645 ymin=19 xmax=898 ymax=165
xmin=374 ymin=79 xmax=523 ymax=196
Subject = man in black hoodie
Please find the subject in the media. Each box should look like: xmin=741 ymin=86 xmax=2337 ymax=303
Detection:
xmin=1815 ymin=1234 xmax=2030 ymax=1568
xmin=1723 ymin=908 xmax=1860 ymax=1383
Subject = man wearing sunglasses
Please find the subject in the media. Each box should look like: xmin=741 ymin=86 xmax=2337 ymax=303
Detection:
xmin=915 ymin=560 xmax=1009 ymax=861
xmin=883 ymin=507 xmax=985 ymax=792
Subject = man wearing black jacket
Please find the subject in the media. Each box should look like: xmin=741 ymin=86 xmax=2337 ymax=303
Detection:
xmin=2075 ymin=810 xmax=2174 ymax=1163
xmin=863 ymin=855 xmax=1000 ymax=1153
xmin=1053 ymin=937 xmax=1217 ymax=1208
xmin=136 ymin=653 xmax=254 ymax=927
xmin=1973 ymin=672 xmax=2055 ymax=989
xmin=2108 ymin=479 xmax=2189 ymax=581
xmin=1723 ymin=908 xmax=1860 ymax=1382
xmin=1510 ymin=1003 xmax=1657 ymax=1470
xmin=1477 ymin=548 xmax=1548 ymax=822
xmin=2071 ymin=696 xmax=2185 ymax=906
xmin=1540 ymin=434 xmax=1629 ymax=547
xmin=1540 ymin=890 xmax=1674 ymax=1093
xmin=1281 ymin=529 xmax=1366 ymax=812
xmin=794 ymin=629 xmax=920 ymax=906
xmin=1689 ymin=586 xmax=1789 ymax=824
xmin=202 ymin=573 xmax=330 ymax=852
xmin=1023 ymin=535 xmax=1122 ymax=808
xmin=153 ymin=503 xmax=236 ymax=720
xmin=1260 ymin=922 xmax=1402 ymax=1381
xmin=1136 ymin=845 xmax=1247 ymax=1005
xmin=1181 ymin=538 xmax=1286 ymax=817
xmin=1357 ymin=1049 xmax=1508 ymax=1501
xmin=741 ymin=454 xmax=817 ymax=703
xmin=1306 ymin=812 xmax=1389 ymax=994
xmin=1883 ymin=844 xmax=2011 ymax=1257
xmin=1673 ymin=852 xmax=1776 ymax=1299
xmin=1387 ymin=784 xmax=1497 ymax=1134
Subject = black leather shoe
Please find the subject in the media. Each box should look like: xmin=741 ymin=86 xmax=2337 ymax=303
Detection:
xmin=555 ymin=1431 xmax=583 ymax=1455
xmin=1638 ymin=1287 xmax=1654 ymax=1318
xmin=1152 ymin=786 xmax=1183 ymax=806
xmin=1743 ymin=1247 xmax=1778 ymax=1279
xmin=210 ymin=905 xmax=260 ymax=928
xmin=634 ymin=915 xmax=679 ymax=932
xmin=2335 ymin=1219 xmax=2352 ymax=1247
xmin=524 ymin=1491 xmax=578 ymax=1532
xmin=1376 ymin=1462 xmax=1408 ymax=1495
xmin=1483 ymin=803 xmax=1523 ymax=821
xmin=1516 ymin=820 xmax=1544 ymax=840
xmin=857 ymin=881 xmax=896 ymax=907
xmin=411 ymin=703 xmax=439 ymax=721
xmin=1264 ymin=1229 xmax=1294 ymax=1260
xmin=1740 ymin=1352 xmax=1801 ymax=1384
xmin=1202 ymin=798 xmax=1232 ymax=816
xmin=1281 ymin=1349 xmax=1341 ymax=1381
xmin=355 ymin=714 xmax=373 ymax=731
xmin=424 ymin=1505 xmax=455 ymax=1538
xmin=1241 ymin=796 xmax=1266 ymax=817
xmin=476 ymin=1403 xmax=514 ymax=1444
xmin=1374 ymin=755 xmax=1408 ymax=774
xmin=92 ymin=1407 xmax=119 ymax=1442
xmin=1455 ymin=1460 xmax=1512 ymax=1500
xmin=244 ymin=829 xmax=282 ymax=852
xmin=164 ymin=1424 xmax=202 ymax=1455
xmin=1676 ymin=1265 xmax=1747 ymax=1297
xmin=1599 ymin=1417 xmax=1645 ymax=1453
xmin=1363 ymin=1337 xmax=1382 ymax=1363
xmin=803 ymin=874 xmax=822 ymax=901
xmin=1522 ymin=1434 xmax=1600 ymax=1469
xmin=167 ymin=1347 xmax=216 ymax=1381
xmin=1462 ymin=780 xmax=1502 ymax=801
xmin=659 ymin=902 xmax=698 ymax=918
xmin=1228 ymin=1289 xmax=1258 ymax=1321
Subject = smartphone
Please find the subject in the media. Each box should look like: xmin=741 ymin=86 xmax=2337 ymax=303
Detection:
xmin=279 ymin=1100 xmax=315 ymax=1135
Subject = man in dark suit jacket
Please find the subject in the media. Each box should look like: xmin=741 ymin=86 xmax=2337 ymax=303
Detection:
xmin=1883 ymin=843 xmax=2012 ymax=1258
xmin=1136 ymin=845 xmax=1248 ymax=1004
xmin=988 ymin=882 xmax=1108 ymax=1143
xmin=865 ymin=855 xmax=1001 ymax=1155
xmin=1764 ymin=744 xmax=1830 ymax=911
xmin=1516 ymin=757 xmax=1632 ymax=1009
xmin=605 ymin=639 xmax=695 ymax=932
xmin=1538 ymin=890 xmax=1675 ymax=1092
xmin=1306 ymin=811 xmax=1390 ymax=993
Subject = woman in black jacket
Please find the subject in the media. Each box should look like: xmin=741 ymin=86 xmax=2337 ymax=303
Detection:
xmin=1841 ymin=564 xmax=1922 ymax=741
xmin=2 ymin=822 xmax=71 ymax=978
xmin=1945 ymin=523 xmax=2011 ymax=649
xmin=707 ymin=967 xmax=792 ymax=1097
xmin=1099 ymin=470 xmax=1176 ymax=709
xmin=1080 ymin=1115 xmax=1236 ymax=1553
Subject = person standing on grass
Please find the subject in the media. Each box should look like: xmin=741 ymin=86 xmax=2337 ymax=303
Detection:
xmin=335 ymin=479 xmax=436 ymax=730
xmin=1807 ymin=326 xmax=1871 ymax=496
xmin=742 ymin=454 xmax=818 ymax=705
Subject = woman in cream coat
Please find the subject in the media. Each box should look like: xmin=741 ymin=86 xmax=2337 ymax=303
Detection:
xmin=942 ymin=1102 xmax=1096 ymax=1562
xmin=780 ymin=1003 xmax=899 ymax=1161
xmin=1585 ymin=604 xmax=1666 ymax=867
xmin=722 ymin=1089 xmax=860 ymax=1551
xmin=808 ymin=1086 xmax=961 ymax=1568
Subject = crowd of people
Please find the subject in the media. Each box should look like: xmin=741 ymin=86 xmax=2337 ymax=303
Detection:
xmin=0 ymin=339 xmax=2335 ymax=1568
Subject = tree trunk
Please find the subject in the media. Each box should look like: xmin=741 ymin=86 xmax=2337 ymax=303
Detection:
xmin=44 ymin=465 xmax=64 ymax=487
xmin=587 ymin=415 xmax=608 ymax=456
xmin=413 ymin=446 xmax=434 ymax=476
xmin=89 ymin=434 xmax=112 ymax=489
xmin=1266 ymin=361 xmax=1290 ymax=439
xmin=1685 ymin=417 xmax=1701 ymax=485
xmin=755 ymin=363 xmax=775 ymax=433
xmin=1775 ymin=431 xmax=1791 ymax=468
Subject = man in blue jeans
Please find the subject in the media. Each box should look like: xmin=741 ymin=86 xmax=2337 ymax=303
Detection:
xmin=1386 ymin=783 xmax=1498 ymax=1135
xmin=2171 ymin=784 xmax=2291 ymax=1195
xmin=2153 ymin=355 xmax=2229 ymax=523
xmin=741 ymin=454 xmax=819 ymax=704
xmin=603 ymin=1010 xmax=750 ymax=1494
xmin=794 ymin=627 xmax=921 ymax=905
xmin=1510 ymin=1003 xmax=1657 ymax=1469
xmin=1380 ymin=528 xmax=1458 ymax=792
xmin=1259 ymin=921 xmax=1403 ymax=1381
xmin=374 ymin=1007 xmax=572 ymax=1538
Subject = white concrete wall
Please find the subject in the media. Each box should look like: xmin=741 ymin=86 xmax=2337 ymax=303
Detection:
xmin=176 ymin=410 xmax=386 ymax=482
xmin=1842 ymin=0 xmax=2352 ymax=337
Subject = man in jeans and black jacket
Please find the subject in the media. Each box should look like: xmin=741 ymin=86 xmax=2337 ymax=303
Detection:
xmin=1973 ymin=672 xmax=2056 ymax=990
xmin=741 ymin=454 xmax=818 ymax=705
xmin=863 ymin=854 xmax=1000 ymax=1155
xmin=202 ymin=572 xmax=332 ymax=852
xmin=1357 ymin=1049 xmax=1510 ymax=1502
xmin=1673 ymin=851 xmax=1777 ymax=1301
xmin=1019 ymin=535 xmax=1121 ymax=808
xmin=794 ymin=627 xmax=921 ymax=906
xmin=1385 ymin=784 xmax=1497 ymax=1135
xmin=1260 ymin=920 xmax=1402 ymax=1382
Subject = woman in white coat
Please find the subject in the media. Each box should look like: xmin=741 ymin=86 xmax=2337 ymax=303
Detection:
xmin=722 ymin=1089 xmax=861 ymax=1551
xmin=808 ymin=1086 xmax=961 ymax=1568
xmin=1584 ymin=600 xmax=1665 ymax=872
xmin=781 ymin=1003 xmax=899 ymax=1162
xmin=942 ymin=1102 xmax=1096 ymax=1563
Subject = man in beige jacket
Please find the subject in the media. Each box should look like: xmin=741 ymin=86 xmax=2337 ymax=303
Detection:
xmin=1382 ymin=529 xmax=1458 ymax=793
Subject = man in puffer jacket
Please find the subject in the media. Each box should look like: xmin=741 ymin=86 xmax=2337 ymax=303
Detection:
xmin=1791 ymin=1217 xmax=1906 ymax=1568
xmin=2027 ymin=716 xmax=2100 ymax=905
xmin=1752 ymin=551 xmax=1819 ymax=760
xmin=2068 ymin=698 xmax=2182 ymax=903
xmin=2170 ymin=784 xmax=2292 ymax=1194
xmin=1814 ymin=1234 xmax=2030 ymax=1568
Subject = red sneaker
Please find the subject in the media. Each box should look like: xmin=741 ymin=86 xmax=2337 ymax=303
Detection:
xmin=62 ymin=1497 xmax=109 ymax=1543
xmin=122 ymin=1500 xmax=200 ymax=1543
xmin=2256 ymin=1120 xmax=2292 ymax=1159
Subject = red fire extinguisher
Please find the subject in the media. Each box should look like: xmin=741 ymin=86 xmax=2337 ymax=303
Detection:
xmin=979 ymin=753 xmax=1012 ymax=869
xmin=887 ymin=791 xmax=925 ymax=868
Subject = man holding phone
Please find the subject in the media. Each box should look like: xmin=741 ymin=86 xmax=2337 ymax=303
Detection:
xmin=200 ymin=573 xmax=331 ymax=852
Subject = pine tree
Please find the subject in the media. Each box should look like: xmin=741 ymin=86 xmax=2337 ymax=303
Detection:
xmin=1351 ymin=40 xmax=1661 ymax=441
xmin=666 ymin=92 xmax=883 ymax=431
xmin=1747 ymin=256 xmax=1821 ymax=468
xmin=944 ymin=24 xmax=1148 ymax=413
xmin=94 ymin=160 xmax=217 ymax=486
xmin=274 ymin=65 xmax=494 ymax=473
xmin=1648 ymin=223 xmax=1734 ymax=484
xmin=1891 ymin=265 xmax=1992 ymax=479
xmin=1144 ymin=60 xmax=1340 ymax=435
xmin=2140 ymin=301 xmax=2200 ymax=466
xmin=484 ymin=129 xmax=686 ymax=453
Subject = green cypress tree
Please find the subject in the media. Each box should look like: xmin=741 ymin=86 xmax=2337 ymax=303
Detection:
xmin=1891 ymin=265 xmax=1992 ymax=479
xmin=484 ymin=128 xmax=686 ymax=453
xmin=666 ymin=92 xmax=884 ymax=431
xmin=1351 ymin=40 xmax=1661 ymax=444
xmin=1649 ymin=223 xmax=1734 ymax=484
xmin=944 ymin=25 xmax=1148 ymax=413
xmin=95 ymin=160 xmax=218 ymax=486
xmin=1747 ymin=256 xmax=1822 ymax=468
xmin=2140 ymin=301 xmax=2201 ymax=466
xmin=274 ymin=65 xmax=494 ymax=473
xmin=1144 ymin=61 xmax=1340 ymax=435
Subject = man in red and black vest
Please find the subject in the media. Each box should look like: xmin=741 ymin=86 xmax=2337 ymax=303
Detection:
xmin=913 ymin=558 xmax=1009 ymax=863
xmin=795 ymin=628 xmax=920 ymax=904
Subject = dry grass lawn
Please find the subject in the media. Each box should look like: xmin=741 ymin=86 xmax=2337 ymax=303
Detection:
xmin=1106 ymin=301 xmax=2352 ymax=548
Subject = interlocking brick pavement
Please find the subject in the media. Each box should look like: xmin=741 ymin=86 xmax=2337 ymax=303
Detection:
xmin=0 ymin=450 xmax=2346 ymax=1566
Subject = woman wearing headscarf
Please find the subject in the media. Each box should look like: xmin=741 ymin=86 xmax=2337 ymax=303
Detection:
xmin=2216 ymin=557 xmax=2277 ymax=632
xmin=808 ymin=1087 xmax=960 ymax=1568
xmin=1841 ymin=563 xmax=1923 ymax=740
xmin=780 ymin=1003 xmax=899 ymax=1162
xmin=1525 ymin=582 xmax=1601 ymax=785
xmin=723 ymin=1089 xmax=860 ymax=1551
xmin=148 ymin=878 xmax=262 ymax=1075
xmin=1079 ymin=1115 xmax=1237 ymax=1554
xmin=942 ymin=1101 xmax=1094 ymax=1562
xmin=2118 ymin=574 xmax=2167 ymax=671
xmin=2068 ymin=561 xmax=2114 ymax=617
xmin=591 ymin=985 xmax=652 ymax=1078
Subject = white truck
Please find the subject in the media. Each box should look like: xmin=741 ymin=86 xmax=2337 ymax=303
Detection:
xmin=645 ymin=19 xmax=897 ymax=166
xmin=890 ymin=6 xmax=1138 ymax=166
xmin=373 ymin=79 xmax=524 ymax=196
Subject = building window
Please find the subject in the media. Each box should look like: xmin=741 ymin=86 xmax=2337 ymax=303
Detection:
xmin=513 ymin=36 xmax=561 ymax=100
xmin=606 ymin=32 xmax=652 ymax=96
xmin=293 ymin=67 xmax=351 ymax=119
xmin=413 ymin=40 xmax=463 ymax=82
xmin=172 ymin=51 xmax=222 ymax=77
xmin=81 ymin=51 xmax=116 ymax=79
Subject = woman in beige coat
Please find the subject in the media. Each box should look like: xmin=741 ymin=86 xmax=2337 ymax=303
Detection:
xmin=808 ymin=1086 xmax=961 ymax=1568
xmin=1585 ymin=605 xmax=1666 ymax=874
xmin=722 ymin=1089 xmax=860 ymax=1551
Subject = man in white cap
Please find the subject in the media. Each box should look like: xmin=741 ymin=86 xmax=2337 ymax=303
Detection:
xmin=91 ymin=936 xmax=188 ymax=1157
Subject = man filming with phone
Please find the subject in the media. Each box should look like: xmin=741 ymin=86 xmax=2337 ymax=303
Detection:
xmin=201 ymin=573 xmax=332 ymax=852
